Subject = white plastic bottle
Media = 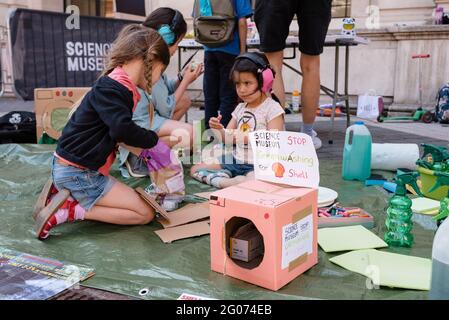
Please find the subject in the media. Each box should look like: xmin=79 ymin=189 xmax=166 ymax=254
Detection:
xmin=291 ymin=90 xmax=300 ymax=112
xmin=429 ymin=217 xmax=449 ymax=299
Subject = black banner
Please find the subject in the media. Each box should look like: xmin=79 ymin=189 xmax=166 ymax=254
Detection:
xmin=116 ymin=0 xmax=146 ymax=17
xmin=9 ymin=8 xmax=137 ymax=100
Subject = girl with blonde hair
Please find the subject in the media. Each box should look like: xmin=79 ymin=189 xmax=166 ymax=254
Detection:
xmin=34 ymin=25 xmax=171 ymax=240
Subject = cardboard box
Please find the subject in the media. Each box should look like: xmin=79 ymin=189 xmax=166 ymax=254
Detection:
xmin=210 ymin=180 xmax=318 ymax=291
xmin=230 ymin=222 xmax=264 ymax=262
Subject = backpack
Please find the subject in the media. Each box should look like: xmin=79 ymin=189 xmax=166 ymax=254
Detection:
xmin=193 ymin=0 xmax=236 ymax=48
xmin=0 ymin=111 xmax=37 ymax=144
xmin=435 ymin=83 xmax=449 ymax=124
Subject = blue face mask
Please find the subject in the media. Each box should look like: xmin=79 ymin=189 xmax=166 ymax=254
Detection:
xmin=158 ymin=25 xmax=176 ymax=46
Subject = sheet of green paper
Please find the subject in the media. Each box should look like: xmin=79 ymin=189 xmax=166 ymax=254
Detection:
xmin=318 ymin=225 xmax=387 ymax=252
xmin=330 ymin=249 xmax=431 ymax=291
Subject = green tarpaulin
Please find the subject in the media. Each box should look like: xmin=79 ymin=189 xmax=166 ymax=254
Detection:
xmin=0 ymin=143 xmax=437 ymax=300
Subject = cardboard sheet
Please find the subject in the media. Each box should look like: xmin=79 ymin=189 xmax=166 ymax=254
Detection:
xmin=135 ymin=187 xmax=171 ymax=222
xmin=194 ymin=191 xmax=215 ymax=200
xmin=318 ymin=225 xmax=388 ymax=252
xmin=160 ymin=202 xmax=210 ymax=228
xmin=155 ymin=220 xmax=210 ymax=243
xmin=329 ymin=249 xmax=431 ymax=291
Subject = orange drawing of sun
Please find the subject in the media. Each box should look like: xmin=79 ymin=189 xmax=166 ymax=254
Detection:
xmin=240 ymin=123 xmax=251 ymax=132
xmin=272 ymin=162 xmax=285 ymax=178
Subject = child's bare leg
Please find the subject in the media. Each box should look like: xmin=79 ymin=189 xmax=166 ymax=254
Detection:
xmin=86 ymin=181 xmax=155 ymax=225
xmin=245 ymin=171 xmax=255 ymax=179
xmin=218 ymin=171 xmax=255 ymax=188
xmin=172 ymin=93 xmax=191 ymax=121
xmin=158 ymin=120 xmax=193 ymax=149
xmin=85 ymin=207 xmax=153 ymax=225
xmin=216 ymin=175 xmax=247 ymax=188
xmin=35 ymin=180 xmax=155 ymax=239
xmin=159 ymin=135 xmax=180 ymax=148
xmin=190 ymin=163 xmax=223 ymax=177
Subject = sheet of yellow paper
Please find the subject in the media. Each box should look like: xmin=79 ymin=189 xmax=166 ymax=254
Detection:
xmin=318 ymin=225 xmax=387 ymax=252
xmin=329 ymin=249 xmax=431 ymax=291
xmin=411 ymin=197 xmax=440 ymax=215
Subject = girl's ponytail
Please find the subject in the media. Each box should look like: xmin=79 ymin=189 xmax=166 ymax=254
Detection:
xmin=143 ymin=50 xmax=153 ymax=94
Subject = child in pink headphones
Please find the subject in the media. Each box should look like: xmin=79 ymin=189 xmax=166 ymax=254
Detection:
xmin=190 ymin=52 xmax=285 ymax=188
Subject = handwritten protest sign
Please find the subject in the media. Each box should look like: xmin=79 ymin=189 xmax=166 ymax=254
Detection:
xmin=249 ymin=131 xmax=319 ymax=188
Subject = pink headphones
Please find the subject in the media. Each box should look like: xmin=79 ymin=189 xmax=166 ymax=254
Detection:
xmin=234 ymin=52 xmax=275 ymax=93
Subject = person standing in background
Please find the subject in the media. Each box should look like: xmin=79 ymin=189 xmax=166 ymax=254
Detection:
xmin=199 ymin=0 xmax=253 ymax=129
xmin=254 ymin=0 xmax=332 ymax=149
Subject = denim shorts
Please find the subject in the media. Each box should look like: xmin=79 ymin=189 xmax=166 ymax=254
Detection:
xmin=51 ymin=157 xmax=115 ymax=211
xmin=219 ymin=154 xmax=254 ymax=177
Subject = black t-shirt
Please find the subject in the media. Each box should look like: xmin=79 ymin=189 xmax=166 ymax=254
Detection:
xmin=56 ymin=76 xmax=158 ymax=171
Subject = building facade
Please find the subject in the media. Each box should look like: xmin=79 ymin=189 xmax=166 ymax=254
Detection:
xmin=1 ymin=0 xmax=449 ymax=109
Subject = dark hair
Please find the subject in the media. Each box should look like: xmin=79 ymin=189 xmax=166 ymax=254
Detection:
xmin=230 ymin=52 xmax=268 ymax=86
xmin=143 ymin=7 xmax=187 ymax=43
xmin=229 ymin=52 xmax=281 ymax=104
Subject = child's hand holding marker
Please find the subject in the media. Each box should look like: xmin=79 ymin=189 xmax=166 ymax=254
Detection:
xmin=209 ymin=114 xmax=224 ymax=130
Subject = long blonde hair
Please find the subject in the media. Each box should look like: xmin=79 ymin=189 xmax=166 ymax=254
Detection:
xmin=69 ymin=24 xmax=170 ymax=118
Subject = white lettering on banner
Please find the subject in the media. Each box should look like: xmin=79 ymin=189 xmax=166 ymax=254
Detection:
xmin=65 ymin=41 xmax=111 ymax=72
xmin=281 ymin=214 xmax=313 ymax=270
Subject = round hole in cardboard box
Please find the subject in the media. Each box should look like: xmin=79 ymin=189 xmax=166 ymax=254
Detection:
xmin=50 ymin=108 xmax=71 ymax=132
xmin=225 ymin=217 xmax=265 ymax=270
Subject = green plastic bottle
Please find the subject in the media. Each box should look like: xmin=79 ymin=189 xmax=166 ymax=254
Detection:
xmin=384 ymin=170 xmax=423 ymax=247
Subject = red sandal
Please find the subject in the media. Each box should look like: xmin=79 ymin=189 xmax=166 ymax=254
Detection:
xmin=34 ymin=190 xmax=76 ymax=239
xmin=32 ymin=177 xmax=58 ymax=221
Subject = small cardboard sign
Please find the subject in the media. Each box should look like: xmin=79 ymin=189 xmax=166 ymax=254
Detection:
xmin=281 ymin=214 xmax=313 ymax=270
xmin=249 ymin=131 xmax=319 ymax=188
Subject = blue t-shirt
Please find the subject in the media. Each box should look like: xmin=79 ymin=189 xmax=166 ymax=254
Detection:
xmin=204 ymin=0 xmax=253 ymax=56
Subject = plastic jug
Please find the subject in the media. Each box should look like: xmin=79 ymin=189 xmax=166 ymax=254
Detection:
xmin=429 ymin=217 xmax=449 ymax=299
xmin=342 ymin=121 xmax=372 ymax=181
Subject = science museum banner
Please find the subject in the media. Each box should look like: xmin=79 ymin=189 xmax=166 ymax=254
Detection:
xmin=9 ymin=8 xmax=135 ymax=100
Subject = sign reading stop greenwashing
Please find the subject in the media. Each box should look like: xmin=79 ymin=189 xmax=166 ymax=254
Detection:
xmin=249 ymin=131 xmax=319 ymax=188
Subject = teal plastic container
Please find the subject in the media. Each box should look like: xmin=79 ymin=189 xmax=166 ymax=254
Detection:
xmin=342 ymin=121 xmax=372 ymax=181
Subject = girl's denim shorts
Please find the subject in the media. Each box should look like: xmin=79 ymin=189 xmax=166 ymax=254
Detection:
xmin=51 ymin=157 xmax=115 ymax=211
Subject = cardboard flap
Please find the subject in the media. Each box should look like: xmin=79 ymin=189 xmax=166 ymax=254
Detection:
xmin=155 ymin=220 xmax=210 ymax=243
xmin=232 ymin=222 xmax=256 ymax=238
xmin=212 ymin=180 xmax=317 ymax=208
xmin=194 ymin=191 xmax=215 ymax=200
xmin=236 ymin=180 xmax=284 ymax=194
xmin=159 ymin=202 xmax=210 ymax=229
xmin=135 ymin=187 xmax=170 ymax=222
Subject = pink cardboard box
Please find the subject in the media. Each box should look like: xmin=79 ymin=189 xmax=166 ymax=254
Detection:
xmin=210 ymin=180 xmax=318 ymax=291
